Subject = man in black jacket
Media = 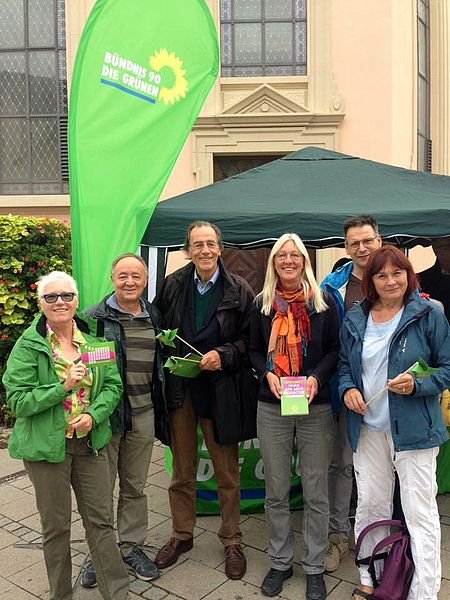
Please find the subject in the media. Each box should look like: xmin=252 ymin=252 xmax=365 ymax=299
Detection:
xmin=418 ymin=237 xmax=450 ymax=322
xmin=153 ymin=221 xmax=254 ymax=580
xmin=81 ymin=254 xmax=167 ymax=588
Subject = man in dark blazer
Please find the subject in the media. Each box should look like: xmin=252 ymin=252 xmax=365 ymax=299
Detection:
xmin=153 ymin=221 xmax=254 ymax=580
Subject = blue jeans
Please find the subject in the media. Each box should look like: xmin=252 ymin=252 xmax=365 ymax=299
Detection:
xmin=257 ymin=401 xmax=334 ymax=574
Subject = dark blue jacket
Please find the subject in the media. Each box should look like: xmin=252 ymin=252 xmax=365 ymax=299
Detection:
xmin=338 ymin=294 xmax=450 ymax=452
xmin=84 ymin=296 xmax=169 ymax=444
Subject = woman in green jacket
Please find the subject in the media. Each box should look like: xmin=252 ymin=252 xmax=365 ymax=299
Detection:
xmin=3 ymin=271 xmax=130 ymax=600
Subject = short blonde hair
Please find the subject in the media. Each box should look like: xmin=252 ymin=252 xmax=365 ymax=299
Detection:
xmin=258 ymin=233 xmax=327 ymax=315
xmin=36 ymin=271 xmax=78 ymax=299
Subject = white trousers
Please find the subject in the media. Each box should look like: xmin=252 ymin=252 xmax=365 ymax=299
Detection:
xmin=353 ymin=425 xmax=441 ymax=600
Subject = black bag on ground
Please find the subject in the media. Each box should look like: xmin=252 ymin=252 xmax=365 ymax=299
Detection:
xmin=355 ymin=519 xmax=414 ymax=600
xmin=211 ymin=365 xmax=259 ymax=444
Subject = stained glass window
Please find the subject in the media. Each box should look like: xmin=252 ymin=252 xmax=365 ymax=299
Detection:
xmin=0 ymin=0 xmax=68 ymax=194
xmin=221 ymin=0 xmax=307 ymax=77
xmin=417 ymin=0 xmax=431 ymax=172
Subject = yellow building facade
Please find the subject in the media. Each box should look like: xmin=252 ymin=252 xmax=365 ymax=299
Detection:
xmin=1 ymin=0 xmax=448 ymax=274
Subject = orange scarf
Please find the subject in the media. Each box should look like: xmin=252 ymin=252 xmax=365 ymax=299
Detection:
xmin=267 ymin=288 xmax=311 ymax=377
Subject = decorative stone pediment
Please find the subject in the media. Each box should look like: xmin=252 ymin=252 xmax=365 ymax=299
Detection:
xmin=221 ymin=84 xmax=309 ymax=116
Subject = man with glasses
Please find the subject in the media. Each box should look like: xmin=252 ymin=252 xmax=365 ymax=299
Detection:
xmin=81 ymin=253 xmax=166 ymax=587
xmin=320 ymin=215 xmax=382 ymax=572
xmin=153 ymin=220 xmax=254 ymax=579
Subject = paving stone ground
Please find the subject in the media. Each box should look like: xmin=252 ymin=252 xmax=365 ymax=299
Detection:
xmin=0 ymin=428 xmax=449 ymax=599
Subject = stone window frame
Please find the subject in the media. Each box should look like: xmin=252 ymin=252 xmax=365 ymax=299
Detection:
xmin=192 ymin=0 xmax=344 ymax=188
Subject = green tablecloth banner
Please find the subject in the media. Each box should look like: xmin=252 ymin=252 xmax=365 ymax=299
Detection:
xmin=437 ymin=428 xmax=450 ymax=494
xmin=164 ymin=427 xmax=450 ymax=512
xmin=165 ymin=428 xmax=302 ymax=514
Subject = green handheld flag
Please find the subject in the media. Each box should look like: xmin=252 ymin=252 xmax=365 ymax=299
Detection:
xmin=156 ymin=327 xmax=203 ymax=356
xmin=366 ymin=356 xmax=440 ymax=406
xmin=156 ymin=328 xmax=178 ymax=348
xmin=407 ymin=357 xmax=440 ymax=379
xmin=69 ymin=0 xmax=219 ymax=307
xmin=164 ymin=353 xmax=202 ymax=378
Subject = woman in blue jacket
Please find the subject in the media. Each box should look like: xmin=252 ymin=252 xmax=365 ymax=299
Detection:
xmin=339 ymin=246 xmax=450 ymax=600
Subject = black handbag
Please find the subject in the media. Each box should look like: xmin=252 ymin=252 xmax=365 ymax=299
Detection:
xmin=211 ymin=365 xmax=259 ymax=445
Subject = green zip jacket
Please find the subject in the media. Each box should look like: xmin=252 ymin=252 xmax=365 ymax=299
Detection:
xmin=2 ymin=312 xmax=123 ymax=463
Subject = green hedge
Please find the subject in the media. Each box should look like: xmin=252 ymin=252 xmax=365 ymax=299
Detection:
xmin=0 ymin=215 xmax=72 ymax=425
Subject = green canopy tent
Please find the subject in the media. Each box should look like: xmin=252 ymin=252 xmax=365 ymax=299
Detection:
xmin=143 ymin=146 xmax=450 ymax=499
xmin=142 ymin=146 xmax=450 ymax=249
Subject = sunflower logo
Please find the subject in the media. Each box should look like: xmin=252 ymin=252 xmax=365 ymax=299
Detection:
xmin=149 ymin=49 xmax=188 ymax=105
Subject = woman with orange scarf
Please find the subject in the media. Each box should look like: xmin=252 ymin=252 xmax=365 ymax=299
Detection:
xmin=249 ymin=233 xmax=340 ymax=600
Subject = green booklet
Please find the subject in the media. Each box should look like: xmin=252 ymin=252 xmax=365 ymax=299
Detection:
xmin=280 ymin=376 xmax=309 ymax=416
xmin=80 ymin=341 xmax=116 ymax=366
xmin=164 ymin=353 xmax=202 ymax=378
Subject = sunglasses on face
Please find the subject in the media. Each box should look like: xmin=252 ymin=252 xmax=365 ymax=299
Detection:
xmin=41 ymin=292 xmax=77 ymax=304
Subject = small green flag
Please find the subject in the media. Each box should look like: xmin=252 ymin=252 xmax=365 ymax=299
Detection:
xmin=164 ymin=353 xmax=202 ymax=378
xmin=156 ymin=328 xmax=178 ymax=348
xmin=407 ymin=357 xmax=439 ymax=379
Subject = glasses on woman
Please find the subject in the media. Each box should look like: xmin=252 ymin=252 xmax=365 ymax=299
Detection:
xmin=41 ymin=292 xmax=77 ymax=304
xmin=275 ymin=251 xmax=303 ymax=262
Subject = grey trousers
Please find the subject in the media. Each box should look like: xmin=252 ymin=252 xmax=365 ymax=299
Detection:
xmin=257 ymin=401 xmax=334 ymax=574
xmin=107 ymin=408 xmax=154 ymax=557
xmin=328 ymin=409 xmax=354 ymax=539
xmin=25 ymin=436 xmax=129 ymax=600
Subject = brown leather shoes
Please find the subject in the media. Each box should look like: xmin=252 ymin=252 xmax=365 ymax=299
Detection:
xmin=154 ymin=537 xmax=193 ymax=569
xmin=224 ymin=544 xmax=247 ymax=579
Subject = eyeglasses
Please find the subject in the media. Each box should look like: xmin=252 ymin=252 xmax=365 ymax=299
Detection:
xmin=41 ymin=292 xmax=77 ymax=304
xmin=190 ymin=241 xmax=219 ymax=250
xmin=275 ymin=252 xmax=303 ymax=262
xmin=346 ymin=236 xmax=379 ymax=251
